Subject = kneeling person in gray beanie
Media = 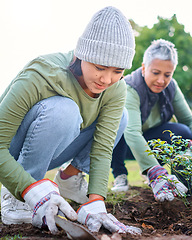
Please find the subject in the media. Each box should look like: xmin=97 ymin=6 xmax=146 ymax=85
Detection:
xmin=0 ymin=6 xmax=141 ymax=235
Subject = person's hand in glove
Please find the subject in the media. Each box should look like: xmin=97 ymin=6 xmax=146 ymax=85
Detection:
xmin=77 ymin=198 xmax=142 ymax=235
xmin=147 ymin=165 xmax=188 ymax=202
xmin=22 ymin=179 xmax=77 ymax=234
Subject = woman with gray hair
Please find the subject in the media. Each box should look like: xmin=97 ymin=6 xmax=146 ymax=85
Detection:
xmin=111 ymin=39 xmax=192 ymax=201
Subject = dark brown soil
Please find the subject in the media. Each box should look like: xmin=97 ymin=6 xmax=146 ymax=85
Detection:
xmin=0 ymin=186 xmax=192 ymax=239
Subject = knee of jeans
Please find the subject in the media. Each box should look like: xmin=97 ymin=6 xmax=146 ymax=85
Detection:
xmin=40 ymin=96 xmax=83 ymax=134
xmin=179 ymin=124 xmax=192 ymax=139
xmin=168 ymin=122 xmax=192 ymax=139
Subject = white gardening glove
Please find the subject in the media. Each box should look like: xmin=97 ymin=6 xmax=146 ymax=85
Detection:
xmin=147 ymin=165 xmax=188 ymax=202
xmin=77 ymin=199 xmax=142 ymax=235
xmin=22 ymin=179 xmax=77 ymax=234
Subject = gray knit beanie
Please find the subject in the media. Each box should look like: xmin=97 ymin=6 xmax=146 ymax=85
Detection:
xmin=75 ymin=6 xmax=135 ymax=69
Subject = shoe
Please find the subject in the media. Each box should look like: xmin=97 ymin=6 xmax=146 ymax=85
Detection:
xmin=54 ymin=171 xmax=89 ymax=204
xmin=1 ymin=185 xmax=33 ymax=224
xmin=140 ymin=172 xmax=149 ymax=185
xmin=111 ymin=174 xmax=129 ymax=192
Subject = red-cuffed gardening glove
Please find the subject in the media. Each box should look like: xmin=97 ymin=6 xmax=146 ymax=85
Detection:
xmin=77 ymin=199 xmax=142 ymax=235
xmin=22 ymin=179 xmax=77 ymax=234
xmin=147 ymin=165 xmax=188 ymax=202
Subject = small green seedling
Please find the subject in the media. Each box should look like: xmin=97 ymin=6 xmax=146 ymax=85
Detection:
xmin=146 ymin=130 xmax=192 ymax=205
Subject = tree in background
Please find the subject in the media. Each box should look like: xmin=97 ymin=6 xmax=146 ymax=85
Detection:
xmin=126 ymin=15 xmax=192 ymax=104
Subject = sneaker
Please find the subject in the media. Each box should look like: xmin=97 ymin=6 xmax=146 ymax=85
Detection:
xmin=1 ymin=185 xmax=33 ymax=224
xmin=111 ymin=174 xmax=129 ymax=192
xmin=54 ymin=171 xmax=89 ymax=204
xmin=140 ymin=172 xmax=149 ymax=185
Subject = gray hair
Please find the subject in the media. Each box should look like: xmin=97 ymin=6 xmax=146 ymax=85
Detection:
xmin=143 ymin=39 xmax=178 ymax=68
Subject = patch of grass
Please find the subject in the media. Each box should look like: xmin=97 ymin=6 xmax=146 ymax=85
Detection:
xmin=0 ymin=234 xmax=22 ymax=240
xmin=106 ymin=190 xmax=127 ymax=204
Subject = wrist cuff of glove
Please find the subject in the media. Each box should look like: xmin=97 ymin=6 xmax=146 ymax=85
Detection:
xmin=22 ymin=179 xmax=59 ymax=210
xmin=147 ymin=165 xmax=168 ymax=182
xmin=77 ymin=199 xmax=107 ymax=224
xmin=188 ymin=139 xmax=192 ymax=148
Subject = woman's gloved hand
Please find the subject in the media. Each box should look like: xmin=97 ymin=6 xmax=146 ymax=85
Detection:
xmin=147 ymin=165 xmax=188 ymax=201
xmin=22 ymin=179 xmax=77 ymax=234
xmin=77 ymin=199 xmax=142 ymax=234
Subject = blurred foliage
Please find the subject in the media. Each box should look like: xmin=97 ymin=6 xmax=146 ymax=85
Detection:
xmin=127 ymin=15 xmax=192 ymax=104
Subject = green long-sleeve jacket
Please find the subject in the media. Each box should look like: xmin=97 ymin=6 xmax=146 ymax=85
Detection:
xmin=124 ymin=79 xmax=192 ymax=174
xmin=0 ymin=51 xmax=126 ymax=201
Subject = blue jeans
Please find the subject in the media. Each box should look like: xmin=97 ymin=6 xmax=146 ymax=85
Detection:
xmin=9 ymin=96 xmax=128 ymax=181
xmin=111 ymin=122 xmax=192 ymax=178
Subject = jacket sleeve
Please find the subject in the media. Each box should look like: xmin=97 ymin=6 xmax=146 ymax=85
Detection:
xmin=123 ymin=86 xmax=159 ymax=174
xmin=88 ymin=80 xmax=127 ymax=198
